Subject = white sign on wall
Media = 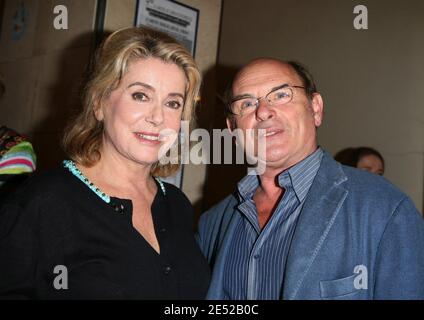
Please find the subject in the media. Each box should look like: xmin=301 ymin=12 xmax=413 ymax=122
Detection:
xmin=135 ymin=0 xmax=199 ymax=56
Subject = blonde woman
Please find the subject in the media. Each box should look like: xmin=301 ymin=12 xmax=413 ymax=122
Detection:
xmin=0 ymin=27 xmax=210 ymax=299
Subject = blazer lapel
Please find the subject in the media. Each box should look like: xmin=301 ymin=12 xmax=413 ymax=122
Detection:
xmin=283 ymin=152 xmax=348 ymax=299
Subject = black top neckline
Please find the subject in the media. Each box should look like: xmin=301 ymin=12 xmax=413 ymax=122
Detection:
xmin=62 ymin=160 xmax=166 ymax=205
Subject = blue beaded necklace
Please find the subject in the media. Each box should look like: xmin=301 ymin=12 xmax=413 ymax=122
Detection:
xmin=63 ymin=160 xmax=166 ymax=203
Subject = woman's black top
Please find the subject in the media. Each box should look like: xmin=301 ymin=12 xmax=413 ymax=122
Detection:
xmin=0 ymin=166 xmax=210 ymax=299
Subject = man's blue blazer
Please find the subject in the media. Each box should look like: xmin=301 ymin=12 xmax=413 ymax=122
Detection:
xmin=197 ymin=152 xmax=424 ymax=299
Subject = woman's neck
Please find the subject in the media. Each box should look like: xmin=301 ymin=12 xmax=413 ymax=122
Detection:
xmin=78 ymin=152 xmax=157 ymax=199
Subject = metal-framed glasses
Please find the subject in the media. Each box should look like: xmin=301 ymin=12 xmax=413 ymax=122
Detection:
xmin=230 ymin=84 xmax=306 ymax=116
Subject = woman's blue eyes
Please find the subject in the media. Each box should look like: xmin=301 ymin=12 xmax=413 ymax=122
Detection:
xmin=131 ymin=92 xmax=182 ymax=109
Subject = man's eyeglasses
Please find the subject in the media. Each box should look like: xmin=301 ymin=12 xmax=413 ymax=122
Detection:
xmin=230 ymin=84 xmax=306 ymax=116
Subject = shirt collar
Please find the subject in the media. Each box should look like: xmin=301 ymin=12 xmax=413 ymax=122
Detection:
xmin=282 ymin=147 xmax=323 ymax=203
xmin=237 ymin=147 xmax=323 ymax=203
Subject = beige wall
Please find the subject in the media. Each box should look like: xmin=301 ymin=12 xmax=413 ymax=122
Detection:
xmin=217 ymin=0 xmax=424 ymax=212
xmin=176 ymin=0 xmax=222 ymax=212
xmin=0 ymin=0 xmax=97 ymax=169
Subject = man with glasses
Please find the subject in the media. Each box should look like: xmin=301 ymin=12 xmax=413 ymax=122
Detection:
xmin=197 ymin=58 xmax=424 ymax=299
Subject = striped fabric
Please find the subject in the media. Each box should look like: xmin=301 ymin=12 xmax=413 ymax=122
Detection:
xmin=0 ymin=141 xmax=36 ymax=174
xmin=223 ymin=148 xmax=323 ymax=300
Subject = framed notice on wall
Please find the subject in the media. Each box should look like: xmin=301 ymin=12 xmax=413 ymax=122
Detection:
xmin=134 ymin=0 xmax=199 ymax=56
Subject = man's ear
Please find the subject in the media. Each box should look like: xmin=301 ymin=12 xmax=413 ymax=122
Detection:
xmin=226 ymin=117 xmax=239 ymax=146
xmin=311 ymin=93 xmax=324 ymax=127
xmin=226 ymin=117 xmax=235 ymax=132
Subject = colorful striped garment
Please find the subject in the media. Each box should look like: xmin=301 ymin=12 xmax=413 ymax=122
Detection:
xmin=0 ymin=126 xmax=36 ymax=175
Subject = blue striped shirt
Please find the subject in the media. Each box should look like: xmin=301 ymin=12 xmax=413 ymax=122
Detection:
xmin=222 ymin=148 xmax=323 ymax=300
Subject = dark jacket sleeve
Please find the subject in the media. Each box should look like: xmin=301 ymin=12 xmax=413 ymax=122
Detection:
xmin=373 ymin=196 xmax=424 ymax=299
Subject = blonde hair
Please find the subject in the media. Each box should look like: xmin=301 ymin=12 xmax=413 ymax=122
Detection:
xmin=63 ymin=27 xmax=201 ymax=177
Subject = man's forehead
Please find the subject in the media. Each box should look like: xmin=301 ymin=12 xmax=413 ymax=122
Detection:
xmin=232 ymin=60 xmax=299 ymax=93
